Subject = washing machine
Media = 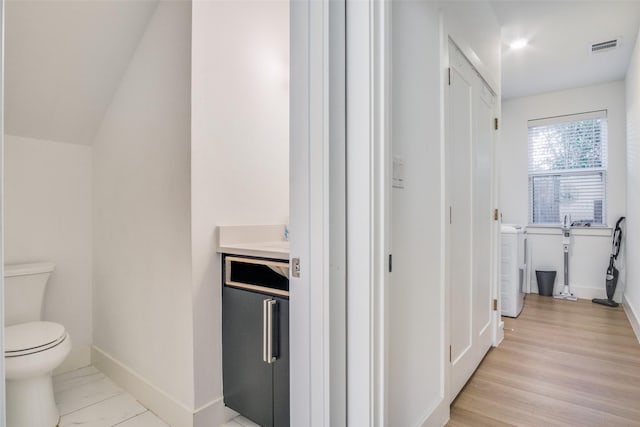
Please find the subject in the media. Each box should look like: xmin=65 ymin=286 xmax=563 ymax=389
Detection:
xmin=500 ymin=224 xmax=528 ymax=317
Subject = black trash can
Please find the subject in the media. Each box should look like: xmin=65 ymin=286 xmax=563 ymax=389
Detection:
xmin=536 ymin=270 xmax=556 ymax=297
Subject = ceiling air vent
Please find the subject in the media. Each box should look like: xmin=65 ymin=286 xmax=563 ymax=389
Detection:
xmin=590 ymin=38 xmax=620 ymax=54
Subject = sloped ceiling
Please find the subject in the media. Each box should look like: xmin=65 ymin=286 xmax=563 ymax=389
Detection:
xmin=5 ymin=0 xmax=158 ymax=145
xmin=491 ymin=1 xmax=640 ymax=99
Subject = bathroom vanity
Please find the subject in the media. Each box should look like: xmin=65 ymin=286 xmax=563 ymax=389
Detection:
xmin=218 ymin=225 xmax=290 ymax=427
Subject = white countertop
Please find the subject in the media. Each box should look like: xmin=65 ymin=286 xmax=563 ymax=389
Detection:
xmin=217 ymin=225 xmax=290 ymax=260
xmin=218 ymin=240 xmax=289 ymax=260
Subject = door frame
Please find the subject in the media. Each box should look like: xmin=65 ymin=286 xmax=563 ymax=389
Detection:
xmin=290 ymin=0 xmax=391 ymax=424
xmin=290 ymin=0 xmax=389 ymax=424
xmin=289 ymin=0 xmax=349 ymax=425
xmin=345 ymin=0 xmax=389 ymax=425
xmin=1 ymin=0 xmax=6 ymax=423
xmin=289 ymin=0 xmax=331 ymax=424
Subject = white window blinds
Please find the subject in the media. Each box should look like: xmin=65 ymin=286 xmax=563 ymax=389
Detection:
xmin=528 ymin=110 xmax=608 ymax=225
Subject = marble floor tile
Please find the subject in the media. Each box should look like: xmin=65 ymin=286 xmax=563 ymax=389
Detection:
xmin=234 ymin=415 xmax=262 ymax=427
xmin=113 ymin=410 xmax=170 ymax=427
xmin=53 ymin=365 xmax=104 ymax=393
xmin=55 ymin=374 xmax=124 ymax=415
xmin=220 ymin=421 xmax=244 ymax=427
xmin=59 ymin=393 xmax=146 ymax=427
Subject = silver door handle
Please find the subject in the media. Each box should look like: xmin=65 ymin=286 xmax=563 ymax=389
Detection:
xmin=263 ymin=299 xmax=277 ymax=364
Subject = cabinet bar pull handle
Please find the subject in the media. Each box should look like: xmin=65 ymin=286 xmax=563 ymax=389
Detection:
xmin=263 ymin=299 xmax=269 ymax=363
xmin=266 ymin=299 xmax=276 ymax=363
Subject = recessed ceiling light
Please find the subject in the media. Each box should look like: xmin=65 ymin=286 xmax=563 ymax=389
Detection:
xmin=510 ymin=39 xmax=528 ymax=50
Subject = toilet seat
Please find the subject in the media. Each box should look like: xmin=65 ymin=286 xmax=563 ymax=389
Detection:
xmin=5 ymin=321 xmax=67 ymax=358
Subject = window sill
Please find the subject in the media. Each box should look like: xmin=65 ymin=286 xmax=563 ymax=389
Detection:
xmin=526 ymin=225 xmax=612 ymax=237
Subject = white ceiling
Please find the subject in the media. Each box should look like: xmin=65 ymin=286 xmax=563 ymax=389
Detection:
xmin=491 ymin=1 xmax=640 ymax=100
xmin=5 ymin=0 xmax=158 ymax=145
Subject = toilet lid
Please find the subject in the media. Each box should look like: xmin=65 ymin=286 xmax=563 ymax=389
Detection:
xmin=5 ymin=321 xmax=67 ymax=357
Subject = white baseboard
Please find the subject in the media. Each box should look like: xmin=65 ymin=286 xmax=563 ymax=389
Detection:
xmin=92 ymin=346 xmax=194 ymax=427
xmin=91 ymin=346 xmax=232 ymax=427
xmin=530 ymin=283 xmax=605 ymax=301
xmin=54 ymin=344 xmax=91 ymax=375
xmin=494 ymin=320 xmax=505 ymax=346
xmin=623 ymin=295 xmax=640 ymax=344
xmin=416 ymin=396 xmax=448 ymax=427
xmin=569 ymin=285 xmax=606 ymax=300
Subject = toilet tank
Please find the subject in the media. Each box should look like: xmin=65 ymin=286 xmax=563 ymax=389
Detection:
xmin=4 ymin=262 xmax=56 ymax=326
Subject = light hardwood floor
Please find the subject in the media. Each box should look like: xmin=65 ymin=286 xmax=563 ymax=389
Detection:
xmin=448 ymin=294 xmax=640 ymax=427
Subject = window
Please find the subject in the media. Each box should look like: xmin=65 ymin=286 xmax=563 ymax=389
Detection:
xmin=528 ymin=110 xmax=607 ymax=225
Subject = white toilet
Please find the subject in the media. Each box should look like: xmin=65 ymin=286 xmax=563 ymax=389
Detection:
xmin=4 ymin=262 xmax=72 ymax=427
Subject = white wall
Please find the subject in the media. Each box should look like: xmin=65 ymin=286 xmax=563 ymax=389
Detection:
xmin=439 ymin=1 xmax=501 ymax=95
xmin=92 ymin=0 xmax=194 ymax=412
xmin=526 ymin=229 xmax=617 ymax=298
xmin=4 ymin=1 xmax=157 ymax=146
xmin=500 ymin=81 xmax=627 ymax=298
xmin=191 ymin=0 xmax=289 ymax=423
xmin=625 ymin=28 xmax=640 ymax=330
xmin=390 ymin=3 xmax=446 ymax=426
xmin=4 ymin=134 xmax=92 ymax=371
xmin=388 ymin=1 xmax=500 ymax=425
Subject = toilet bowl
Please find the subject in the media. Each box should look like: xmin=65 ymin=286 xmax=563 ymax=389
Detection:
xmin=4 ymin=263 xmax=71 ymax=427
xmin=6 ymin=322 xmax=71 ymax=427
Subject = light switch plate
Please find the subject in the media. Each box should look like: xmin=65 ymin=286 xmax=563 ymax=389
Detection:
xmin=393 ymin=156 xmax=405 ymax=189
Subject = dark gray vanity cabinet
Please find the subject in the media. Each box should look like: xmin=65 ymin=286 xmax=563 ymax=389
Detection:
xmin=222 ymin=255 xmax=290 ymax=427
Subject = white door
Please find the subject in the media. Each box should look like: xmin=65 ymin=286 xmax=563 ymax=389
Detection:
xmin=447 ymin=41 xmax=496 ymax=401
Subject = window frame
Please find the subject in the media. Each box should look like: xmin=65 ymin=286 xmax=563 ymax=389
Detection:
xmin=527 ymin=110 xmax=608 ymax=227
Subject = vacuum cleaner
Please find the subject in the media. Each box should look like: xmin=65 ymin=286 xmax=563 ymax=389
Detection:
xmin=554 ymin=214 xmax=578 ymax=301
xmin=593 ymin=216 xmax=626 ymax=308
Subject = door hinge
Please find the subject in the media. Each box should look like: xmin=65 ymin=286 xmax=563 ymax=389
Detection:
xmin=448 ymin=67 xmax=451 ymax=86
xmin=494 ymin=117 xmax=499 ymax=130
xmin=291 ymin=258 xmax=301 ymax=278
xmin=388 ymin=254 xmax=393 ymax=273
xmin=493 ymin=299 xmax=498 ymax=311
xmin=493 ymin=208 xmax=499 ymax=221
xmin=449 ymin=345 xmax=452 ymax=362
xmin=449 ymin=206 xmax=453 ymax=224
